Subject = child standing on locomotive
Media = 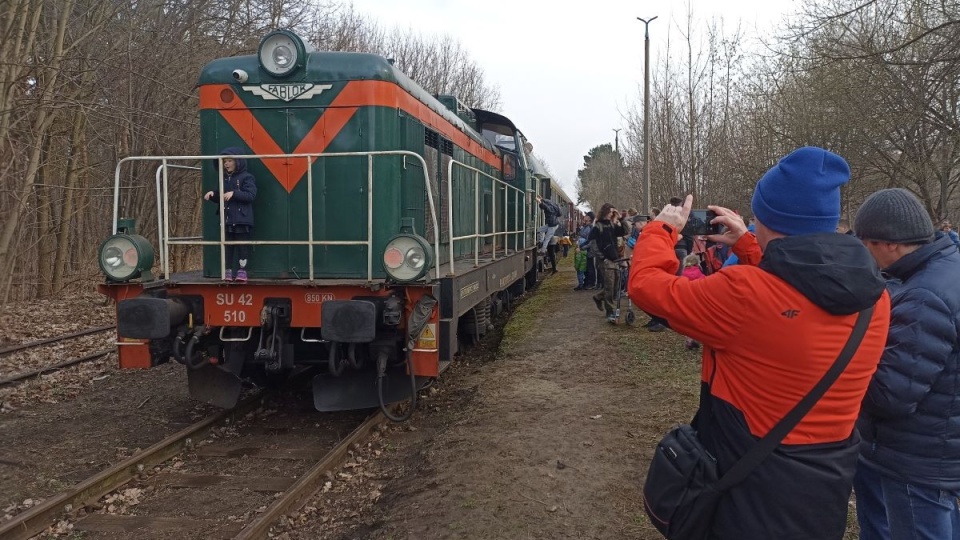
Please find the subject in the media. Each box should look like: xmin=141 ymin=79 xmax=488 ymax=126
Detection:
xmin=203 ymin=147 xmax=258 ymax=282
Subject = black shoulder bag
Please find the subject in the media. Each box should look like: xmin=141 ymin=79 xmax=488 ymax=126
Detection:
xmin=642 ymin=305 xmax=874 ymax=540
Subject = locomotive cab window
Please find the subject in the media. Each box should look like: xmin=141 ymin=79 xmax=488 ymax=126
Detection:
xmin=481 ymin=127 xmax=517 ymax=151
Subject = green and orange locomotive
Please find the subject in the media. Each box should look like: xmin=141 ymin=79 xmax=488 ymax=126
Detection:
xmin=96 ymin=30 xmax=576 ymax=419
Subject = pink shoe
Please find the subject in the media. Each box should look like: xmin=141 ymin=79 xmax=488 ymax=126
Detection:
xmin=235 ymin=269 xmax=248 ymax=282
xmin=224 ymin=270 xmax=233 ymax=281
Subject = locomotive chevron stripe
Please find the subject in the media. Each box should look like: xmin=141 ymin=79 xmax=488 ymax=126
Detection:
xmin=218 ymin=106 xmax=358 ymax=193
xmin=200 ymin=80 xmax=501 ymax=178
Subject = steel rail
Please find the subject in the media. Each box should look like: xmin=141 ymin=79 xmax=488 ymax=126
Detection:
xmin=0 ymin=349 xmax=113 ymax=388
xmin=0 ymin=325 xmax=115 ymax=357
xmin=233 ymin=411 xmax=385 ymax=539
xmin=0 ymin=392 xmax=268 ymax=540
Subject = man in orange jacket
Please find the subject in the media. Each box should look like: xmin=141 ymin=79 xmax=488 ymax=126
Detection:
xmin=629 ymin=146 xmax=891 ymax=539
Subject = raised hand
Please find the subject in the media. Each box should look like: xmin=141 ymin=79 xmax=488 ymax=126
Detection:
xmin=705 ymin=205 xmax=748 ymax=246
xmin=655 ymin=194 xmax=692 ymax=231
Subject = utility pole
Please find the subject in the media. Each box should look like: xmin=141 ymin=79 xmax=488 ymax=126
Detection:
xmin=613 ymin=128 xmax=621 ymax=154
xmin=637 ymin=16 xmax=657 ymax=215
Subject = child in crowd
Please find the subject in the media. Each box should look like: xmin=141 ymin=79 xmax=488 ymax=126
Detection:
xmin=681 ymin=254 xmax=705 ymax=349
xmin=559 ymin=235 xmax=572 ymax=257
xmin=573 ymin=246 xmax=587 ymax=290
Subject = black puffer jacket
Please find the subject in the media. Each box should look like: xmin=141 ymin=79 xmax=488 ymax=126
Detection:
xmin=206 ymin=147 xmax=257 ymax=228
xmin=857 ymin=233 xmax=960 ymax=489
xmin=587 ymin=219 xmax=626 ymax=261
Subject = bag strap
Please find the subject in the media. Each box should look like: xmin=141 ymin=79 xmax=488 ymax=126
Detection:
xmin=714 ymin=304 xmax=874 ymax=491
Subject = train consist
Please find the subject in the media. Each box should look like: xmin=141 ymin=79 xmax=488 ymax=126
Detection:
xmin=97 ymin=30 xmax=577 ymax=420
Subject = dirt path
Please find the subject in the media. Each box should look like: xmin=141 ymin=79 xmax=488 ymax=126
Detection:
xmin=282 ymin=261 xmax=704 ymax=540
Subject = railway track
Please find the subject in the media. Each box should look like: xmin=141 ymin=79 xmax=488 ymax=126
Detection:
xmin=0 ymin=325 xmax=115 ymax=357
xmin=0 ymin=390 xmax=384 ymax=540
xmin=0 ymin=325 xmax=115 ymax=388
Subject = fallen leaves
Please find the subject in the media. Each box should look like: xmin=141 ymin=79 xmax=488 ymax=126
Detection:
xmin=100 ymin=487 xmax=143 ymax=514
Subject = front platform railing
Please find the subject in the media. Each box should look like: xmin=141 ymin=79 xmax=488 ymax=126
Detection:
xmin=114 ymin=151 xmax=439 ymax=281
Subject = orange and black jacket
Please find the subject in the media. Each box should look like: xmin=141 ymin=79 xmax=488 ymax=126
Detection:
xmin=629 ymin=223 xmax=890 ymax=540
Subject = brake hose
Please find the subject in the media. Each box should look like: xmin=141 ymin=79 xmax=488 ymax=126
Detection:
xmin=184 ymin=326 xmax=207 ymax=370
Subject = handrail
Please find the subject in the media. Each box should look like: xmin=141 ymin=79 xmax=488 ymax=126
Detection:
xmin=116 ymin=151 xmax=439 ymax=282
xmin=445 ymin=160 xmax=528 ymax=275
xmin=154 ymin=164 xmax=201 ymax=273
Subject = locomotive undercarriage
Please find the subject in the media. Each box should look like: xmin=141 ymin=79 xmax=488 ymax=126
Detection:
xmin=175 ymin=295 xmax=437 ymax=421
xmin=182 ymin=324 xmax=419 ymax=415
xmin=113 ymin=285 xmax=435 ymax=419
xmin=112 ymin=247 xmax=537 ymax=420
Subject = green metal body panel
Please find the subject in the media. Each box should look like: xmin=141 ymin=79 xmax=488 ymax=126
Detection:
xmin=199 ymin=50 xmax=534 ymax=280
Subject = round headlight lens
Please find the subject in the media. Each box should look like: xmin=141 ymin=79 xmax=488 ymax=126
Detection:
xmin=382 ymin=235 xmax=432 ymax=282
xmin=406 ymin=247 xmax=425 ymax=269
xmin=273 ymin=45 xmax=293 ymax=67
xmin=103 ymin=245 xmax=125 ymax=269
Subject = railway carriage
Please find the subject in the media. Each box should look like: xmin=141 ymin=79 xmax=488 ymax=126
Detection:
xmin=96 ymin=30 xmax=574 ymax=419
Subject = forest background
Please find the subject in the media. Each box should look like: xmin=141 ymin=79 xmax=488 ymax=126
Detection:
xmin=0 ymin=0 xmax=956 ymax=303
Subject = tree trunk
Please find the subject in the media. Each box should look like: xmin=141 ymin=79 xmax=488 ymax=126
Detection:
xmin=0 ymin=1 xmax=43 ymax=151
xmin=37 ymin=133 xmax=53 ymax=296
xmin=52 ymin=104 xmax=87 ymax=292
xmin=0 ymin=0 xmax=74 ymax=300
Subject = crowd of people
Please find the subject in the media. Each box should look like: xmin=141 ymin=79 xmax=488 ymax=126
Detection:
xmin=563 ymin=146 xmax=960 ymax=539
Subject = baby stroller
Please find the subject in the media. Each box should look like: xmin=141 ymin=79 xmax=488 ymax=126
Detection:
xmin=613 ymin=257 xmax=636 ymax=325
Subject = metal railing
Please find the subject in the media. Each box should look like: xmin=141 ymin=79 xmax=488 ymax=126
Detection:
xmin=446 ymin=160 xmax=529 ymax=274
xmin=114 ymin=151 xmax=439 ymax=281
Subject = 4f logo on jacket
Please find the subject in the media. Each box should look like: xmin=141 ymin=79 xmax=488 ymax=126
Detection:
xmin=781 ymin=309 xmax=800 ymax=318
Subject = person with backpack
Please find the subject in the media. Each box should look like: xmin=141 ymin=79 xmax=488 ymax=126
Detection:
xmin=536 ymin=194 xmax=562 ymax=254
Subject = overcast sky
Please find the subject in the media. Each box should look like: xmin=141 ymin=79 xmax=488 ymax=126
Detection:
xmin=348 ymin=0 xmax=799 ymax=200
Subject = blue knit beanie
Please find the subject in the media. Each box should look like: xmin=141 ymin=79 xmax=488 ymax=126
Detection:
xmin=751 ymin=147 xmax=850 ymax=236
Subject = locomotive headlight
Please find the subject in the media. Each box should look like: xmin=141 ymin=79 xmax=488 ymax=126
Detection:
xmin=98 ymin=234 xmax=155 ymax=282
xmin=258 ymin=30 xmax=310 ymax=78
xmin=382 ymin=234 xmax=432 ymax=282
xmin=273 ymin=45 xmax=293 ymax=67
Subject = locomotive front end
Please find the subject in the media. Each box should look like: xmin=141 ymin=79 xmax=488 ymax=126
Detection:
xmin=98 ymin=29 xmax=547 ymax=421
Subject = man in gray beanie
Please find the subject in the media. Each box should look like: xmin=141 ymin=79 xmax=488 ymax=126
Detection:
xmin=853 ymin=187 xmax=960 ymax=539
